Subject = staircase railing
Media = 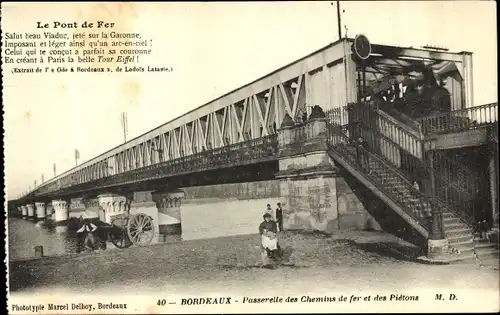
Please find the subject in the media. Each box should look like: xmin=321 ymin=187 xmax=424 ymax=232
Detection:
xmin=431 ymin=149 xmax=484 ymax=196
xmin=428 ymin=150 xmax=479 ymax=224
xmin=327 ymin=103 xmax=477 ymax=226
xmin=343 ymin=102 xmax=425 ymax=160
xmin=326 ymin=122 xmax=449 ymax=237
xmin=355 ymin=120 xmax=476 ymax=225
xmin=327 ymin=124 xmax=427 ymax=222
xmin=368 ymin=102 xmax=486 ymax=211
xmin=376 ymin=100 xmax=424 ymax=133
xmin=417 ymin=102 xmax=498 ymax=134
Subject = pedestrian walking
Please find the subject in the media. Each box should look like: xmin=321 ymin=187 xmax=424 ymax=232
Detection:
xmin=276 ymin=203 xmax=283 ymax=232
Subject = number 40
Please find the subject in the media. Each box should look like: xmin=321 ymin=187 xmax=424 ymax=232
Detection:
xmin=157 ymin=299 xmax=167 ymax=306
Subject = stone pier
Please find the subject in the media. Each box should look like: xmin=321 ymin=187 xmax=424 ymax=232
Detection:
xmin=130 ymin=191 xmax=160 ymax=242
xmin=26 ymin=204 xmax=35 ymax=219
xmin=97 ymin=194 xmax=130 ymax=224
xmin=46 ymin=202 xmax=53 ymax=218
xmin=153 ymin=189 xmax=185 ymax=235
xmin=52 ymin=200 xmax=69 ymax=225
xmin=21 ymin=205 xmax=28 ymax=218
xmin=82 ymin=198 xmax=100 ymax=220
xmin=275 ymin=106 xmax=379 ymax=233
xmin=34 ymin=202 xmax=46 ymax=220
xmin=69 ymin=197 xmax=86 ymax=218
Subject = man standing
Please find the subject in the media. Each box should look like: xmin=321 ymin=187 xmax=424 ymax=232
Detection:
xmin=276 ymin=203 xmax=284 ymax=232
xmin=77 ymin=216 xmax=98 ymax=251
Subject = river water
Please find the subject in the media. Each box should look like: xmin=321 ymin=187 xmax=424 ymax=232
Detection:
xmin=8 ymin=216 xmax=114 ymax=261
xmin=8 ymin=197 xmax=280 ymax=261
xmin=7 ymin=215 xmax=181 ymax=261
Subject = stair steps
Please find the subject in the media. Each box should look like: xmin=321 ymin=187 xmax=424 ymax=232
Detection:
xmin=448 ymin=234 xmax=474 ymax=244
xmin=328 ymin=129 xmax=482 ymax=263
xmin=473 ymin=236 xmax=500 ymax=260
xmin=443 ymin=217 xmax=462 ymax=225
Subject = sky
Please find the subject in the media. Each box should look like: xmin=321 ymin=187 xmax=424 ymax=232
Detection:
xmin=2 ymin=1 xmax=497 ymax=199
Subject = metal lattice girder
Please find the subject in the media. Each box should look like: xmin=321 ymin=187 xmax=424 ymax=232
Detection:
xmin=37 ymin=72 xmax=309 ymax=196
xmin=29 ymin=39 xmax=473 ymax=199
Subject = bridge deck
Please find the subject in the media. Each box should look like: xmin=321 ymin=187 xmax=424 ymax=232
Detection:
xmin=19 ymin=39 xmax=475 ymax=201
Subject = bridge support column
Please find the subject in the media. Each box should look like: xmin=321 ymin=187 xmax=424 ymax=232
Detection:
xmin=34 ymin=202 xmax=46 ymax=220
xmin=276 ymin=108 xmax=341 ymax=233
xmin=26 ymin=204 xmax=35 ymax=219
xmin=21 ymin=205 xmax=28 ymax=218
xmin=82 ymin=198 xmax=100 ymax=220
xmin=153 ymin=189 xmax=185 ymax=236
xmin=52 ymin=200 xmax=69 ymax=225
xmin=130 ymin=191 xmax=160 ymax=242
xmin=69 ymin=198 xmax=86 ymax=219
xmin=46 ymin=202 xmax=53 ymax=219
xmin=98 ymin=194 xmax=130 ymax=224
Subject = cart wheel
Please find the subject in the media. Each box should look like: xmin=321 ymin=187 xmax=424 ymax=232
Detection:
xmin=109 ymin=227 xmax=133 ymax=249
xmin=127 ymin=213 xmax=155 ymax=246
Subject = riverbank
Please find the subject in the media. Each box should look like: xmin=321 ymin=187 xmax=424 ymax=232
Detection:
xmin=9 ymin=230 xmax=498 ymax=294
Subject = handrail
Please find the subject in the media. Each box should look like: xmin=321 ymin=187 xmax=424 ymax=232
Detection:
xmin=340 ymin=102 xmax=480 ymax=190
xmin=417 ymin=102 xmax=498 ymax=134
xmin=365 ymin=121 xmax=475 ymax=225
xmin=343 ymin=102 xmax=425 ymax=159
xmin=327 ymin=108 xmax=476 ymax=226
xmin=327 ymin=122 xmax=476 ymax=234
xmin=33 ymin=135 xmax=278 ymax=197
xmin=353 ymin=120 xmax=476 ymax=198
xmin=327 ymin=123 xmax=434 ymax=229
xmin=376 ymin=100 xmax=424 ymax=134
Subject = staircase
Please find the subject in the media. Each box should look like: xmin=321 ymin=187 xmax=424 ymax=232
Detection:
xmin=442 ymin=211 xmax=475 ymax=260
xmin=324 ymin=103 xmax=500 ymax=262
xmin=366 ymin=103 xmax=499 ymax=260
xmin=473 ymin=236 xmax=499 ymax=260
xmin=326 ymin=125 xmax=476 ymax=261
xmin=375 ymin=103 xmax=499 ymax=261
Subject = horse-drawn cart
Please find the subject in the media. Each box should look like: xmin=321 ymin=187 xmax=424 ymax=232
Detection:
xmin=100 ymin=213 xmax=155 ymax=249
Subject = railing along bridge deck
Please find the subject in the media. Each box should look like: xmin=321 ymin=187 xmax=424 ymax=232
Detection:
xmin=416 ymin=102 xmax=498 ymax=134
xmin=33 ymin=135 xmax=278 ymax=198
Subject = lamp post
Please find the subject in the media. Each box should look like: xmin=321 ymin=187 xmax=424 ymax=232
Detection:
xmin=330 ymin=1 xmax=343 ymax=41
xmin=336 ymin=1 xmax=342 ymax=40
xmin=427 ymin=151 xmax=444 ymax=240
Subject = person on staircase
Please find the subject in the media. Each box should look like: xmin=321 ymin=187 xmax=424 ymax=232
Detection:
xmin=356 ymin=136 xmax=371 ymax=174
